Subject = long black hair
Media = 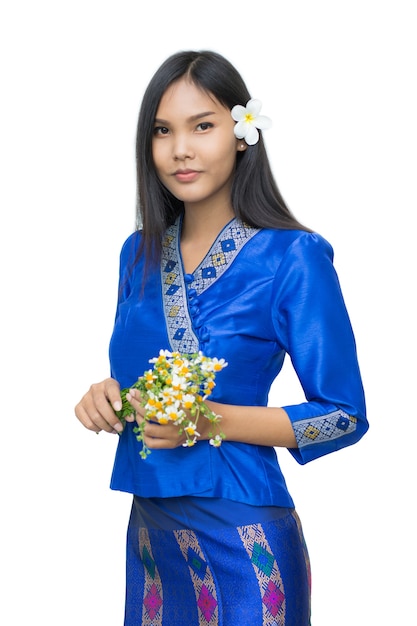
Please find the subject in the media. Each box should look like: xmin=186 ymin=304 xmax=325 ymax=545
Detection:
xmin=135 ymin=50 xmax=311 ymax=268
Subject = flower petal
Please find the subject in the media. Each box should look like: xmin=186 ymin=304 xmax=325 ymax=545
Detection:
xmin=246 ymin=99 xmax=262 ymax=116
xmin=233 ymin=120 xmax=247 ymax=139
xmin=231 ymin=104 xmax=246 ymax=121
xmin=254 ymin=115 xmax=272 ymax=130
xmin=245 ymin=125 xmax=260 ymax=145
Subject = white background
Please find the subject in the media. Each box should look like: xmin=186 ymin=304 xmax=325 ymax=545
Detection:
xmin=1 ymin=1 xmax=415 ymax=624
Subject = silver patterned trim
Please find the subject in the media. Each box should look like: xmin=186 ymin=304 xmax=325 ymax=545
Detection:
xmin=161 ymin=217 xmax=259 ymax=353
xmin=292 ymin=409 xmax=357 ymax=448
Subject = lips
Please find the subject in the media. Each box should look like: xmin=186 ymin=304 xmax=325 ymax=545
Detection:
xmin=173 ymin=169 xmax=200 ymax=183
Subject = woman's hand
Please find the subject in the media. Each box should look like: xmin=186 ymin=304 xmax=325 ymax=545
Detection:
xmin=126 ymin=388 xmax=197 ymax=449
xmin=75 ymin=377 xmax=129 ymax=434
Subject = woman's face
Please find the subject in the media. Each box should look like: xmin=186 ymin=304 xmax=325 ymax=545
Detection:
xmin=152 ymin=78 xmax=246 ymax=212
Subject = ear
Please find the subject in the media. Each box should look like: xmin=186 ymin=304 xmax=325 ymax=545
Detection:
xmin=236 ymin=140 xmax=247 ymax=152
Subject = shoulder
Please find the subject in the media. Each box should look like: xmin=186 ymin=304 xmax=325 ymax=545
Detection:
xmin=266 ymin=230 xmax=343 ymax=308
xmin=119 ymin=230 xmax=142 ymax=265
xmin=120 ymin=229 xmax=142 ymax=253
xmin=263 ymin=228 xmax=333 ymax=257
xmin=247 ymin=228 xmax=334 ymax=273
xmin=284 ymin=231 xmax=334 ymax=268
xmin=251 ymin=229 xmax=340 ymax=303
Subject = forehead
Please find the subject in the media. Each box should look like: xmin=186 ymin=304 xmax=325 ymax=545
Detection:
xmin=156 ymin=78 xmax=226 ymax=117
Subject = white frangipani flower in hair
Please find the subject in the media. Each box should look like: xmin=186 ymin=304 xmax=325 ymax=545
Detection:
xmin=231 ymin=99 xmax=272 ymax=145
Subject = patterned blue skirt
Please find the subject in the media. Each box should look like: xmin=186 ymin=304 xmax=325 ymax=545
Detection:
xmin=125 ymin=496 xmax=311 ymax=625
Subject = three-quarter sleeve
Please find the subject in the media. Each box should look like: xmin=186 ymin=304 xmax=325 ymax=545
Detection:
xmin=271 ymin=232 xmax=368 ymax=464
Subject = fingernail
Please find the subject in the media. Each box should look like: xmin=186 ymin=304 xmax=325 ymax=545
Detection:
xmin=114 ymin=422 xmax=124 ymax=433
xmin=113 ymin=401 xmax=122 ymax=411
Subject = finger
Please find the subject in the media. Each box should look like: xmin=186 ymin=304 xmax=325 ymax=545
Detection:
xmin=125 ymin=391 xmax=146 ymax=420
xmin=142 ymin=421 xmax=186 ymax=449
xmin=83 ymin=382 xmax=124 ymax=433
xmin=86 ymin=390 xmax=120 ymax=433
xmin=74 ymin=402 xmax=103 ymax=433
xmin=82 ymin=402 xmax=121 ymax=434
xmin=126 ymin=389 xmax=142 ymax=409
xmin=103 ymin=379 xmax=123 ymax=413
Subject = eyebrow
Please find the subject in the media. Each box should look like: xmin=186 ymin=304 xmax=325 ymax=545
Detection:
xmin=154 ymin=111 xmax=216 ymax=124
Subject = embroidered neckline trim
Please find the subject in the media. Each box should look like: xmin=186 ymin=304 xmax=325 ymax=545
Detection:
xmin=160 ymin=217 xmax=259 ymax=353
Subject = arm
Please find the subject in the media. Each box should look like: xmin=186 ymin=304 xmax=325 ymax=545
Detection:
xmin=271 ymin=232 xmax=368 ymax=463
xmin=204 ymin=402 xmax=297 ymax=447
xmin=125 ymin=390 xmax=296 ymax=449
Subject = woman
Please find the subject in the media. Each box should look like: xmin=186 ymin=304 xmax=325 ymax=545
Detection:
xmin=75 ymin=50 xmax=368 ymax=625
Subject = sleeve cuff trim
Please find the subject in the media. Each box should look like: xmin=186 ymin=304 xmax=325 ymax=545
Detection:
xmin=293 ymin=409 xmax=357 ymax=449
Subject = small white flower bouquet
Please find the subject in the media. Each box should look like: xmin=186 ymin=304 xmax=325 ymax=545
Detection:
xmin=115 ymin=350 xmax=228 ymax=458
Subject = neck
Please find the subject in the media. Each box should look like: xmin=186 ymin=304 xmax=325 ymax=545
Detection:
xmin=181 ymin=203 xmax=235 ymax=244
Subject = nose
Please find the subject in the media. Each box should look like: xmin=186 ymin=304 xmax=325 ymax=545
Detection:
xmin=172 ymin=133 xmax=195 ymax=161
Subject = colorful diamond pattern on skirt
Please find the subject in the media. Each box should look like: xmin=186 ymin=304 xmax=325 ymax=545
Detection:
xmin=174 ymin=529 xmax=218 ymax=624
xmin=188 ymin=547 xmax=207 ymax=579
xmin=251 ymin=541 xmax=274 ymax=577
xmin=139 ymin=528 xmax=164 ymax=625
xmin=238 ymin=523 xmax=286 ymax=626
xmin=142 ymin=544 xmax=156 ymax=579
xmin=263 ymin=579 xmax=285 ymax=617
xmin=144 ymin=583 xmax=163 ymax=620
xmin=197 ymin=584 xmax=217 ymax=622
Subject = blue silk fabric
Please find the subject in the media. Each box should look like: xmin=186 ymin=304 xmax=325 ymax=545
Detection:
xmin=124 ymin=496 xmax=311 ymax=625
xmin=109 ymin=217 xmax=368 ymax=506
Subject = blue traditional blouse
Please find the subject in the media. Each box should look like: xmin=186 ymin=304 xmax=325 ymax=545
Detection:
xmin=109 ymin=217 xmax=368 ymax=507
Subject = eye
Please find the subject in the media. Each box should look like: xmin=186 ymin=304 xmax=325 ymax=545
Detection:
xmin=153 ymin=126 xmax=170 ymax=136
xmin=196 ymin=122 xmax=214 ymax=131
